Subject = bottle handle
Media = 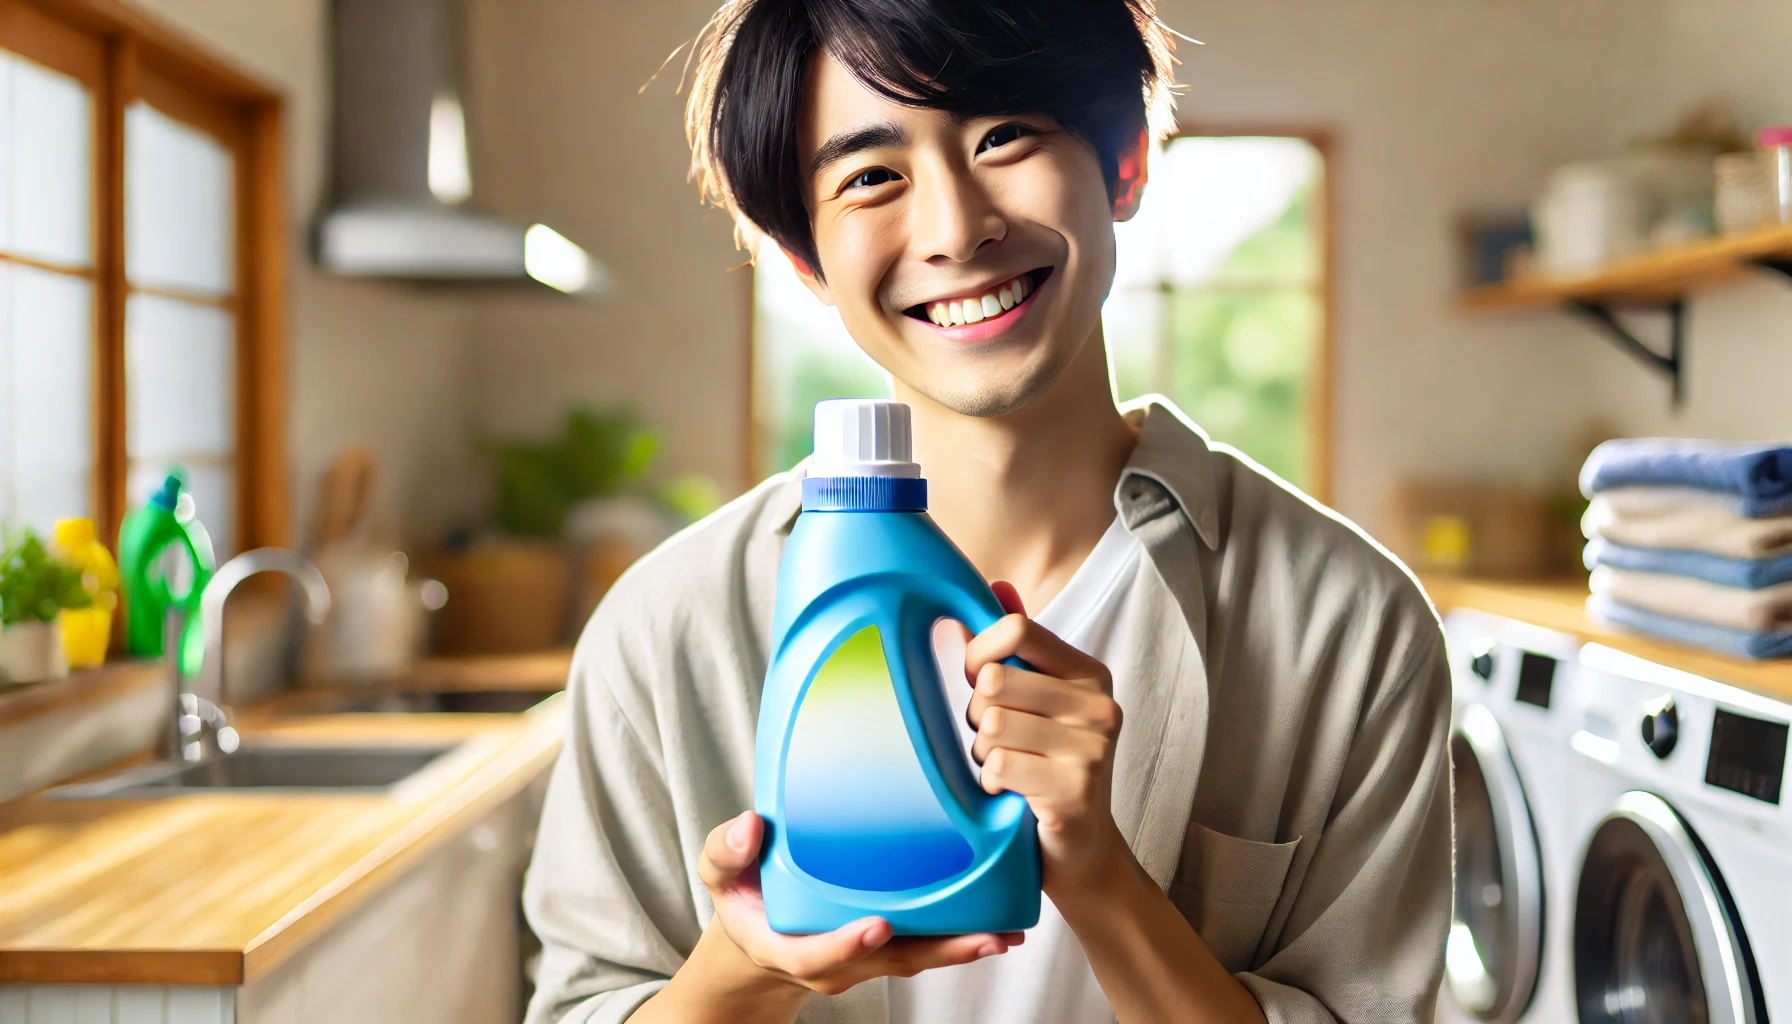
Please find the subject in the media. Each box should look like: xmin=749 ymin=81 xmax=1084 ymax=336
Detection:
xmin=897 ymin=588 xmax=1036 ymax=839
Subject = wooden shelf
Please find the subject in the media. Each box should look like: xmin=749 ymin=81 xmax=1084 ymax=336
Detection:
xmin=1459 ymin=221 xmax=1792 ymax=311
xmin=1422 ymin=576 xmax=1792 ymax=705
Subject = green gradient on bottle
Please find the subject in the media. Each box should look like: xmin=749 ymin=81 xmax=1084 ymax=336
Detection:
xmin=783 ymin=625 xmax=973 ymax=891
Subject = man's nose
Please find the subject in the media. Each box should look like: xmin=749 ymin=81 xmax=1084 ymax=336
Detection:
xmin=911 ymin=169 xmax=1006 ymax=264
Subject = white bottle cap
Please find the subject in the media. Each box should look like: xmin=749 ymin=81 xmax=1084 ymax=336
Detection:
xmin=810 ymin=400 xmax=920 ymax=478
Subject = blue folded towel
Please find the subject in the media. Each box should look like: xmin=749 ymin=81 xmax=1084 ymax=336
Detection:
xmin=1580 ymin=439 xmax=1792 ymax=517
xmin=1584 ymin=538 xmax=1792 ymax=589
xmin=1588 ymin=594 xmax=1792 ymax=660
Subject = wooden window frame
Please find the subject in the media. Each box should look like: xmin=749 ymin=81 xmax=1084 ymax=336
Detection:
xmin=1160 ymin=124 xmax=1337 ymax=505
xmin=0 ymin=0 xmax=287 ymax=551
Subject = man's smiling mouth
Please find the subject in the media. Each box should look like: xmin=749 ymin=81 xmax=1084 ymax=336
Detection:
xmin=904 ymin=267 xmax=1053 ymax=328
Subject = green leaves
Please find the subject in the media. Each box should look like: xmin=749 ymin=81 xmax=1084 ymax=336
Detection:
xmin=0 ymin=527 xmax=92 ymax=626
xmin=490 ymin=407 xmax=663 ymax=538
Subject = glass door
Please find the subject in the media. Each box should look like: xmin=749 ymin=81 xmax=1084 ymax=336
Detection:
xmin=1446 ymin=702 xmax=1545 ymax=1021
xmin=1573 ymin=791 xmax=1761 ymax=1024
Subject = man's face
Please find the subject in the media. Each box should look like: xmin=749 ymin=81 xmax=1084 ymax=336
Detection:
xmin=793 ymin=55 xmax=1131 ymax=418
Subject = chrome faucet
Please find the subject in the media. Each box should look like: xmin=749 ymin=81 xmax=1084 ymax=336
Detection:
xmin=169 ymin=548 xmax=332 ymax=761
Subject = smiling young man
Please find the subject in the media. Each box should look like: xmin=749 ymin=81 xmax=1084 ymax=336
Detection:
xmin=522 ymin=1 xmax=1452 ymax=1022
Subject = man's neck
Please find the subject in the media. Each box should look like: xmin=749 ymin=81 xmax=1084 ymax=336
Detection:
xmin=895 ymin=330 xmax=1136 ymax=614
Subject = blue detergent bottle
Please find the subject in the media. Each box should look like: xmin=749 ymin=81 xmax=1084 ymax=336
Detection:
xmin=756 ymin=399 xmax=1041 ymax=935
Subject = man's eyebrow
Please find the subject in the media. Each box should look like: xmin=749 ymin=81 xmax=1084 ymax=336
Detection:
xmin=808 ymin=121 xmax=909 ymax=178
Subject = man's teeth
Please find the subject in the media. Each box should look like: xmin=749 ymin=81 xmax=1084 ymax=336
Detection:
xmin=926 ymin=273 xmax=1032 ymax=327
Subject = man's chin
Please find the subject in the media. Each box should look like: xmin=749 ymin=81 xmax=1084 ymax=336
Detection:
xmin=911 ymin=360 xmax=1074 ymax=420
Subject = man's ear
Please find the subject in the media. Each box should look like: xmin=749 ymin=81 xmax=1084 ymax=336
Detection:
xmin=1112 ymin=128 xmax=1150 ymax=223
xmin=784 ymin=247 xmax=834 ymax=306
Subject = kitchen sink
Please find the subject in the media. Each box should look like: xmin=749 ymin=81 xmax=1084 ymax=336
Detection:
xmin=323 ymin=689 xmax=560 ymax=715
xmin=43 ymin=744 xmax=461 ymax=799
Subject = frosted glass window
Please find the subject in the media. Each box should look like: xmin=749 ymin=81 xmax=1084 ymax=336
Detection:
xmin=126 ymin=294 xmax=234 ymax=460
xmin=0 ymin=263 xmax=94 ymax=533
xmin=0 ymin=52 xmax=93 ymax=267
xmin=124 ymin=100 xmax=238 ymax=556
xmin=126 ymin=103 xmax=233 ymax=295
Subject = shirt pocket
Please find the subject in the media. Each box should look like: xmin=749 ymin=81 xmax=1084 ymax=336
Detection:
xmin=1166 ymin=821 xmax=1301 ymax=972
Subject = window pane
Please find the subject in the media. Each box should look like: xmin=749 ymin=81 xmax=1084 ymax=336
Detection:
xmin=126 ymin=460 xmax=232 ymax=559
xmin=1166 ymin=289 xmax=1314 ymax=484
xmin=127 ymin=103 xmax=234 ymax=295
xmin=1104 ymin=287 xmax=1167 ymax=407
xmin=1114 ymin=137 xmax=1317 ymax=289
xmin=0 ymin=51 xmax=93 ymax=267
xmin=1108 ymin=135 xmax=1323 ymax=487
xmin=126 ymin=294 xmax=234 ymax=461
xmin=0 ymin=263 xmax=93 ymax=532
xmin=751 ymin=245 xmax=889 ymax=476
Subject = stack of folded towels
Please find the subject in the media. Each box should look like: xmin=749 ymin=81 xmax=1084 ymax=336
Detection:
xmin=1580 ymin=439 xmax=1792 ymax=660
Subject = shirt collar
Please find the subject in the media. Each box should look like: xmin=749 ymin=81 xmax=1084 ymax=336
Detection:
xmin=765 ymin=395 xmax=1220 ymax=550
xmin=1116 ymin=396 xmax=1221 ymax=549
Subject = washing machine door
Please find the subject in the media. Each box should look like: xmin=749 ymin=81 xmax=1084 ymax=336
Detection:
xmin=1446 ymin=703 xmax=1544 ymax=1021
xmin=1573 ymin=791 xmax=1761 ymax=1024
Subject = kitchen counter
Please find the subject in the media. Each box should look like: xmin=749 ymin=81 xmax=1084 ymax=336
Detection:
xmin=1422 ymin=576 xmax=1792 ymax=704
xmin=0 ymin=699 xmax=566 ymax=986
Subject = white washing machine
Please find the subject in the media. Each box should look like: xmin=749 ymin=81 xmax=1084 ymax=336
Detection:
xmin=1439 ymin=609 xmax=1582 ymax=1024
xmin=1563 ymin=643 xmax=1784 ymax=1023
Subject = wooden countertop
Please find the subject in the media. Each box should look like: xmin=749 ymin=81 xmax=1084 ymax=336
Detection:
xmin=1422 ymin=576 xmax=1792 ymax=704
xmin=0 ymin=648 xmax=574 ymax=731
xmin=0 ymin=701 xmax=566 ymax=986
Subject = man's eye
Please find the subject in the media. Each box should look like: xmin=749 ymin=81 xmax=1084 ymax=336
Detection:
xmin=978 ymin=124 xmax=1031 ymax=153
xmin=846 ymin=168 xmax=900 ymax=190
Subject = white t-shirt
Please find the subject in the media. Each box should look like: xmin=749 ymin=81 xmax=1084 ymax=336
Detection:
xmin=890 ymin=514 xmax=1145 ymax=1024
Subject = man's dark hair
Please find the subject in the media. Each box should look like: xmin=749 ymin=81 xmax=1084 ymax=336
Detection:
xmin=685 ymin=0 xmax=1178 ymax=276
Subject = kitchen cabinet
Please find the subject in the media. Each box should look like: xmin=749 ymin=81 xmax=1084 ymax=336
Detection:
xmin=0 ymin=776 xmax=549 ymax=1024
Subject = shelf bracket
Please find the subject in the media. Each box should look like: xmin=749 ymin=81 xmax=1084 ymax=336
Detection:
xmin=1754 ymin=257 xmax=1792 ymax=282
xmin=1566 ymin=298 xmax=1685 ymax=408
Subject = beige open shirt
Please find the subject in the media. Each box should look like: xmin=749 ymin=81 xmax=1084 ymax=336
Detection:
xmin=523 ymin=399 xmax=1453 ymax=1023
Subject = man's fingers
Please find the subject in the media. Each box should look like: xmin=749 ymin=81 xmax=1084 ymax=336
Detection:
xmin=967 ymin=663 xmax=1120 ymax=730
xmin=980 ymin=746 xmax=1077 ymax=802
xmin=971 ymin=706 xmax=1110 ymax=765
xmin=863 ymin=933 xmax=1013 ymax=979
xmin=763 ymin=925 xmax=1011 ymax=994
xmin=990 ymin=580 xmax=1027 ymax=616
xmin=966 ymin=613 xmax=1108 ymax=687
xmin=698 ymin=811 xmax=762 ymax=890
xmin=770 ymin=917 xmax=892 ymax=981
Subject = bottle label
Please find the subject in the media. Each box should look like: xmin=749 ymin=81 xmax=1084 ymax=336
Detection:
xmin=783 ymin=624 xmax=973 ymax=891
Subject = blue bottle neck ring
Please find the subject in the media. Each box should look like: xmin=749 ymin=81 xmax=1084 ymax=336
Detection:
xmin=801 ymin=475 xmax=928 ymax=512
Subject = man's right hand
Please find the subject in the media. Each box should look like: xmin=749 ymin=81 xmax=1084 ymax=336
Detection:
xmin=634 ymin=811 xmax=1020 ymax=1022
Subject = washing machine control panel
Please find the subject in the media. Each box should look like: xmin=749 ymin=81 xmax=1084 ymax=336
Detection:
xmin=1513 ymin=652 xmax=1557 ymax=708
xmin=1705 ymin=707 xmax=1789 ymax=805
xmin=1640 ymin=696 xmax=1679 ymax=759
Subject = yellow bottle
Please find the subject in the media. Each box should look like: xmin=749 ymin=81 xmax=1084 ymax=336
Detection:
xmin=53 ymin=518 xmax=120 ymax=670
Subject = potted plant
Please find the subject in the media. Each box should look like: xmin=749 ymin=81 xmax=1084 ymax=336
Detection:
xmin=0 ymin=526 xmax=91 ymax=684
xmin=423 ymin=407 xmax=664 ymax=655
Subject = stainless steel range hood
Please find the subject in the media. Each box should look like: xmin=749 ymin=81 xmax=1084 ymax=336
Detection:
xmin=316 ymin=0 xmax=610 ymax=296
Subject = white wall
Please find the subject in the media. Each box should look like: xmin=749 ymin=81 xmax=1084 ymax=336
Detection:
xmin=465 ymin=0 xmax=753 ymax=496
xmin=1584 ymin=0 xmax=1792 ymax=443
xmin=129 ymin=0 xmax=485 ymax=546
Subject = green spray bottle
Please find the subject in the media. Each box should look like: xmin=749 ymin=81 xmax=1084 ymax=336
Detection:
xmin=118 ymin=475 xmax=216 ymax=676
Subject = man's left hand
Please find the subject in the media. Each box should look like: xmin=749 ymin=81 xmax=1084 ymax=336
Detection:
xmin=964 ymin=582 xmax=1129 ymax=895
